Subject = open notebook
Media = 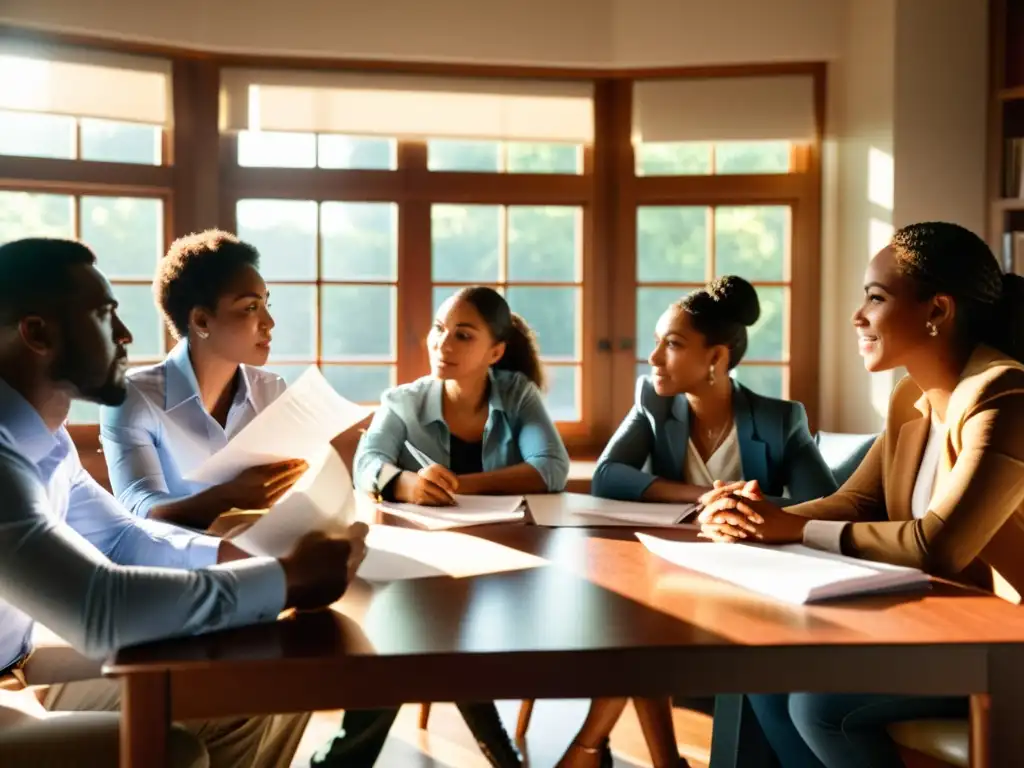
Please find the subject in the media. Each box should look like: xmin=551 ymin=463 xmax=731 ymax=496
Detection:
xmin=637 ymin=534 xmax=931 ymax=604
xmin=377 ymin=495 xmax=526 ymax=530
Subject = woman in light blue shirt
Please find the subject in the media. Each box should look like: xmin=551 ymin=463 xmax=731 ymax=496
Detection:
xmin=316 ymin=286 xmax=568 ymax=768
xmin=99 ymin=230 xmax=306 ymax=530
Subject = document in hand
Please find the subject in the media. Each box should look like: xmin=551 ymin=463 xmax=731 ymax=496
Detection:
xmin=527 ymin=493 xmax=696 ymax=528
xmin=377 ymin=495 xmax=526 ymax=530
xmin=186 ymin=366 xmax=373 ymax=485
xmin=232 ymin=447 xmax=357 ymax=558
xmin=636 ymin=534 xmax=931 ymax=604
xmin=357 ymin=524 xmax=547 ymax=581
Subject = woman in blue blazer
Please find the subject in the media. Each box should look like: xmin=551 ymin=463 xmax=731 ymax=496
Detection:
xmin=561 ymin=276 xmax=836 ymax=768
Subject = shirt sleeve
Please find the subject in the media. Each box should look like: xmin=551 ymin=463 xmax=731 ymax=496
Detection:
xmin=513 ymin=383 xmax=570 ymax=492
xmin=99 ymin=382 xmax=176 ymax=518
xmin=353 ymin=400 xmax=407 ymax=494
xmin=0 ymin=443 xmax=286 ymax=659
xmin=802 ymin=520 xmax=848 ymax=553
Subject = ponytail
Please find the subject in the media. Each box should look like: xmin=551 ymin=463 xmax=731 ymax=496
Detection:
xmin=493 ymin=312 xmax=546 ymax=390
xmin=988 ymin=273 xmax=1024 ymax=364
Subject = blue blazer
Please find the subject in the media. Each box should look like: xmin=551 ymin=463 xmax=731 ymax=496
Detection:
xmin=592 ymin=376 xmax=837 ymax=504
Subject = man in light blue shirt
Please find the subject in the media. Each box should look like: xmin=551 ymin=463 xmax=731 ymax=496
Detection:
xmin=0 ymin=238 xmax=367 ymax=767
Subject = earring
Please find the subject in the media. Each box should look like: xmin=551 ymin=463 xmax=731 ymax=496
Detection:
xmin=926 ymin=322 xmax=938 ymax=338
xmin=708 ymin=365 xmax=716 ymax=386
xmin=196 ymin=329 xmax=210 ymax=340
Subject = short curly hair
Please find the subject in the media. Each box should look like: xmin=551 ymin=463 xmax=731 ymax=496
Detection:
xmin=155 ymin=230 xmax=261 ymax=339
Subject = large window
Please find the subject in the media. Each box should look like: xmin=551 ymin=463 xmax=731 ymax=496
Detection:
xmin=0 ymin=38 xmax=823 ymax=451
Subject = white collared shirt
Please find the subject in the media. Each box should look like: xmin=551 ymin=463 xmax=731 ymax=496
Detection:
xmin=99 ymin=340 xmax=287 ymax=517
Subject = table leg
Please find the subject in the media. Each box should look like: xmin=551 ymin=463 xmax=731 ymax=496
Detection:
xmin=120 ymin=672 xmax=169 ymax=768
xmin=987 ymin=646 xmax=1024 ymax=768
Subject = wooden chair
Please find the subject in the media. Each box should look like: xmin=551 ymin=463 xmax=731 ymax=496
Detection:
xmin=418 ymin=700 xmax=535 ymax=741
xmin=887 ymin=694 xmax=989 ymax=768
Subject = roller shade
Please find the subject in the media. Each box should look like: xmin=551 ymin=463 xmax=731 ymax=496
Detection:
xmin=220 ymin=69 xmax=594 ymax=143
xmin=633 ymin=75 xmax=815 ymax=143
xmin=0 ymin=41 xmax=172 ymax=126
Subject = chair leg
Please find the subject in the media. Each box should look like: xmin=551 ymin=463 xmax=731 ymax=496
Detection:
xmin=515 ymin=699 xmax=534 ymax=741
xmin=970 ymin=694 xmax=990 ymax=768
xmin=419 ymin=703 xmax=431 ymax=730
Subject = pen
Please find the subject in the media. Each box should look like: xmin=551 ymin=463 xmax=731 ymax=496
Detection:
xmin=404 ymin=441 xmax=457 ymax=504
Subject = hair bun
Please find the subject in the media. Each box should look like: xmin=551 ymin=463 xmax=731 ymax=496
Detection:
xmin=707 ymin=275 xmax=760 ymax=326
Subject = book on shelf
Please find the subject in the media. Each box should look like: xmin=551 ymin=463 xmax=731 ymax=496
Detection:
xmin=1002 ymin=230 xmax=1024 ymax=275
xmin=1005 ymin=138 xmax=1024 ymax=199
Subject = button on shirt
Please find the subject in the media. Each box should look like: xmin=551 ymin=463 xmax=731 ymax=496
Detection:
xmin=0 ymin=378 xmax=286 ymax=670
xmin=99 ymin=340 xmax=287 ymax=517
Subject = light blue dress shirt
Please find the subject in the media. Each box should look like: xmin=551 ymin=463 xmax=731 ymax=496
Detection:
xmin=0 ymin=377 xmax=286 ymax=670
xmin=99 ymin=340 xmax=287 ymax=517
xmin=355 ymin=369 xmax=570 ymax=494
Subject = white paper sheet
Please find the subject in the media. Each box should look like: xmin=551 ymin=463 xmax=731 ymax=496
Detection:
xmin=187 ymin=366 xmax=373 ymax=485
xmin=233 ymin=448 xmax=357 ymax=558
xmin=526 ymin=493 xmax=697 ymax=528
xmin=636 ymin=533 xmax=930 ymax=604
xmin=357 ymin=524 xmax=547 ymax=582
xmin=377 ymin=495 xmax=525 ymax=530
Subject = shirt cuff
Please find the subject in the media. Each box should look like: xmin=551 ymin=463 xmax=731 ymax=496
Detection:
xmin=186 ymin=535 xmax=221 ymax=569
xmin=375 ymin=463 xmax=402 ymax=495
xmin=802 ymin=520 xmax=848 ymax=553
xmin=211 ymin=557 xmax=287 ymax=625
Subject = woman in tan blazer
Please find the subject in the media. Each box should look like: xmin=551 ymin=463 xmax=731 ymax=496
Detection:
xmin=698 ymin=221 xmax=1024 ymax=767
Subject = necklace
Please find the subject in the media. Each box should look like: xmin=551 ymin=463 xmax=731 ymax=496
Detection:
xmin=701 ymin=418 xmax=732 ymax=458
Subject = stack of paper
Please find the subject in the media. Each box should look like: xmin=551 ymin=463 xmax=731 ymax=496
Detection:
xmin=357 ymin=525 xmax=547 ymax=581
xmin=377 ymin=495 xmax=525 ymax=530
xmin=527 ymin=493 xmax=697 ymax=528
xmin=637 ymin=534 xmax=931 ymax=604
xmin=187 ymin=366 xmax=373 ymax=485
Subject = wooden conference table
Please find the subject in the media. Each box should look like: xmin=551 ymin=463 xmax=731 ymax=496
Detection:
xmin=105 ymin=518 xmax=1024 ymax=768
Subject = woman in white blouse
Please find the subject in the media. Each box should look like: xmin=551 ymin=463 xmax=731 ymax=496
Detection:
xmin=700 ymin=222 xmax=1024 ymax=767
xmin=561 ymin=276 xmax=836 ymax=768
xmin=99 ymin=230 xmax=306 ymax=530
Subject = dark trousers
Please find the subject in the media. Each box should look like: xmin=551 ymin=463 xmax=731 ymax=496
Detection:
xmin=747 ymin=693 xmax=968 ymax=768
xmin=311 ymin=702 xmax=512 ymax=767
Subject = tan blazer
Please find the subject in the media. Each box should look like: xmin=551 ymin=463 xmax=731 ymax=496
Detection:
xmin=790 ymin=345 xmax=1024 ymax=602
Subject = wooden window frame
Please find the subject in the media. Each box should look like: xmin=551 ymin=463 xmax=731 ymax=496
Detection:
xmin=0 ymin=26 xmax=825 ymax=460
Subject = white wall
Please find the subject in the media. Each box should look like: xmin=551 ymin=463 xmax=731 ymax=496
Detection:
xmin=1 ymin=0 xmax=843 ymax=67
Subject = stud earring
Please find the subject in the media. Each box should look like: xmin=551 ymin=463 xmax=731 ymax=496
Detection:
xmin=926 ymin=322 xmax=938 ymax=338
xmin=708 ymin=365 xmax=716 ymax=386
xmin=196 ymin=329 xmax=210 ymax=340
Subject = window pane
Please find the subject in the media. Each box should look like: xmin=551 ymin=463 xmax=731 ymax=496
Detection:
xmin=322 ymin=364 xmax=394 ymax=404
xmin=635 ymin=142 xmax=712 ymax=176
xmin=262 ymin=364 xmax=310 ymax=386
xmin=714 ymin=205 xmax=788 ymax=281
xmin=635 ymin=287 xmax=685 ymax=360
xmin=0 ymin=191 xmax=75 ymax=243
xmin=544 ymin=365 xmax=579 ymax=421
xmin=746 ymin=286 xmax=786 ymax=362
xmin=715 ymin=141 xmax=791 ymax=174
xmin=732 ymin=366 xmax=785 ymax=399
xmin=318 ymin=135 xmax=396 ymax=170
xmin=322 ymin=286 xmax=394 ymax=359
xmin=635 ymin=361 xmax=651 ymax=385
xmin=237 ymin=199 xmax=317 ymax=281
xmin=428 ymin=139 xmax=501 ymax=172
xmin=506 ymin=143 xmax=581 ymax=174
xmin=637 ymin=206 xmax=707 ymax=282
xmin=238 ymin=131 xmax=316 ymax=168
xmin=431 ymin=204 xmax=500 ymax=282
xmin=507 ymin=206 xmax=578 ymax=282
xmin=116 ymin=284 xmax=164 ymax=358
xmin=67 ymin=400 xmax=100 ymax=425
xmin=505 ymin=286 xmax=577 ymax=359
xmin=0 ymin=110 xmax=74 ymax=159
xmin=266 ymin=285 xmax=316 ymax=360
xmin=81 ymin=196 xmax=163 ymax=279
xmin=321 ymin=202 xmax=397 ymax=281
xmin=80 ymin=119 xmax=161 ymax=165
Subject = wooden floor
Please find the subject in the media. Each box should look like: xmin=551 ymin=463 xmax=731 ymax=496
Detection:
xmin=292 ymin=699 xmax=712 ymax=767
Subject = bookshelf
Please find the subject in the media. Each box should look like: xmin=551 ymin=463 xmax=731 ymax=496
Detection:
xmin=991 ymin=0 xmax=1024 ymax=271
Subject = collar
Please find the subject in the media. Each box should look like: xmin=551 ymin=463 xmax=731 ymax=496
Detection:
xmin=164 ymin=339 xmax=255 ymax=413
xmin=0 ymin=377 xmax=60 ymax=465
xmin=422 ymin=369 xmax=507 ymax=426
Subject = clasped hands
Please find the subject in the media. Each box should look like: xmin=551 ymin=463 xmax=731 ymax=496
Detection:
xmin=696 ymin=479 xmax=808 ymax=544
